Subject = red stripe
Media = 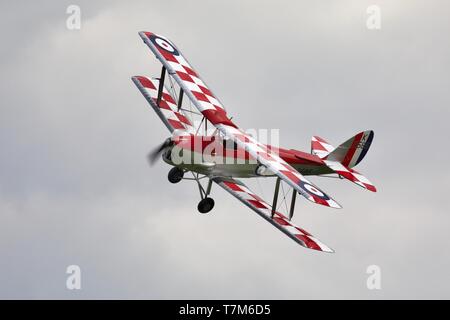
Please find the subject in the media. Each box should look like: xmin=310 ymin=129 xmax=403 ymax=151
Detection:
xmin=273 ymin=217 xmax=290 ymax=226
xmin=364 ymin=184 xmax=377 ymax=192
xmin=153 ymin=98 xmax=171 ymax=110
xmin=297 ymin=228 xmax=312 ymax=236
xmin=198 ymin=85 xmax=214 ymax=97
xmin=295 ymin=235 xmax=321 ymax=251
xmin=223 ymin=181 xmax=243 ymax=192
xmin=311 ymin=196 xmax=329 ymax=207
xmin=279 ymin=170 xmax=300 ymax=184
xmin=342 ymin=132 xmax=363 ymax=167
xmin=162 ymin=92 xmax=176 ymax=104
xmin=183 ymin=66 xmax=198 ymax=77
xmin=136 ymin=76 xmax=156 ymax=90
xmin=158 ymin=49 xmax=178 ymax=62
xmin=248 ymin=199 xmax=267 ymax=209
xmin=312 ymin=141 xmax=327 ymax=151
xmin=175 ymin=112 xmax=191 ymax=125
xmin=314 ymin=136 xmax=328 ymax=143
xmin=177 ymin=71 xmax=194 ymax=82
xmin=167 ymin=119 xmax=185 ymax=130
xmin=337 ymin=170 xmax=357 ymax=183
xmin=192 ymin=91 xmax=210 ymax=103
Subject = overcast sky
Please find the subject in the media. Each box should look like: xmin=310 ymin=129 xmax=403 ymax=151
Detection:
xmin=1 ymin=0 xmax=449 ymax=299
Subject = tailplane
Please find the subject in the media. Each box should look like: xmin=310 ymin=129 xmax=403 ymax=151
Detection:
xmin=311 ymin=136 xmax=335 ymax=159
xmin=312 ymin=130 xmax=376 ymax=192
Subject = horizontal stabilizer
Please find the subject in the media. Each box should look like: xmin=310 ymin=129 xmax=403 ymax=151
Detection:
xmin=323 ymin=160 xmax=376 ymax=192
xmin=311 ymin=136 xmax=334 ymax=158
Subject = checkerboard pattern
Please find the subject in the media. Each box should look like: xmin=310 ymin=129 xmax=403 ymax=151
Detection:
xmin=132 ymin=75 xmax=194 ymax=133
xmin=311 ymin=136 xmax=334 ymax=158
xmin=220 ymin=125 xmax=342 ymax=208
xmin=324 ymin=160 xmax=377 ymax=192
xmin=214 ymin=177 xmax=334 ymax=252
xmin=140 ymin=31 xmax=341 ymax=209
xmin=140 ymin=32 xmax=225 ymax=114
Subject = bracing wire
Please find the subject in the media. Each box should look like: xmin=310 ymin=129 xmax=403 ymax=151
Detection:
xmin=168 ymin=76 xmax=178 ymax=102
xmin=255 ymin=178 xmax=267 ymax=205
xmin=276 ymin=181 xmax=290 ymax=214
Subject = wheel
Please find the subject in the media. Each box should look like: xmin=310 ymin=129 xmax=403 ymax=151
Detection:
xmin=197 ymin=197 xmax=215 ymax=214
xmin=168 ymin=167 xmax=184 ymax=184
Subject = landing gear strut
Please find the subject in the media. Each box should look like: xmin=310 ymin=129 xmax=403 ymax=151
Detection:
xmin=168 ymin=169 xmax=215 ymax=213
xmin=195 ymin=175 xmax=214 ymax=214
xmin=168 ymin=167 xmax=184 ymax=183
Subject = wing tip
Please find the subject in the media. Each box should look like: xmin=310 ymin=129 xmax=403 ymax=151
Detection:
xmin=307 ymin=194 xmax=342 ymax=209
xmin=295 ymin=234 xmax=335 ymax=253
xmin=322 ymin=247 xmax=335 ymax=254
xmin=329 ymin=200 xmax=343 ymax=209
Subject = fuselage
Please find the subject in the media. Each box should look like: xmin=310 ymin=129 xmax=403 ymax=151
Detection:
xmin=163 ymin=134 xmax=333 ymax=178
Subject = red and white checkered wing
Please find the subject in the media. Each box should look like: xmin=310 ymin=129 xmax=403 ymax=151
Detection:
xmin=132 ymin=75 xmax=194 ymax=133
xmin=214 ymin=177 xmax=334 ymax=253
xmin=220 ymin=126 xmax=342 ymax=208
xmin=139 ymin=32 xmax=226 ymax=115
xmin=140 ymin=31 xmax=341 ymax=209
xmin=323 ymin=160 xmax=377 ymax=192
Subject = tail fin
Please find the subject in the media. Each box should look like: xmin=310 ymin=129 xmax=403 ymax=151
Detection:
xmin=311 ymin=136 xmax=335 ymax=159
xmin=317 ymin=130 xmax=376 ymax=192
xmin=325 ymin=130 xmax=374 ymax=168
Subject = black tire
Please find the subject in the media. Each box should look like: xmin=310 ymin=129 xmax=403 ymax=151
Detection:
xmin=168 ymin=167 xmax=184 ymax=184
xmin=197 ymin=197 xmax=215 ymax=214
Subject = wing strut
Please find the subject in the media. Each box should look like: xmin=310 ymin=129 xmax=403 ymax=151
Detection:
xmin=177 ymin=88 xmax=184 ymax=111
xmin=289 ymin=191 xmax=297 ymax=221
xmin=271 ymin=177 xmax=281 ymax=218
xmin=271 ymin=177 xmax=298 ymax=220
xmin=156 ymin=66 xmax=166 ymax=107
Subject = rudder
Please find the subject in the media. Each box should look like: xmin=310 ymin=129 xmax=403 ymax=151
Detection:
xmin=325 ymin=130 xmax=374 ymax=168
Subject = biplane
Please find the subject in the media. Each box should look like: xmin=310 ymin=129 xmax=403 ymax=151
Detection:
xmin=132 ymin=31 xmax=376 ymax=253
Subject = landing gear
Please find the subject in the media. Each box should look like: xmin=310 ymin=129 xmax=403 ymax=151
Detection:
xmin=197 ymin=197 xmax=215 ymax=214
xmin=168 ymin=169 xmax=216 ymax=213
xmin=196 ymin=177 xmax=215 ymax=214
xmin=168 ymin=167 xmax=184 ymax=183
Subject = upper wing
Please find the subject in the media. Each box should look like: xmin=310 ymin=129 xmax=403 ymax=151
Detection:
xmin=139 ymin=31 xmax=226 ymax=114
xmin=132 ymin=75 xmax=195 ymax=133
xmin=214 ymin=177 xmax=334 ymax=252
xmin=139 ymin=31 xmax=341 ymax=209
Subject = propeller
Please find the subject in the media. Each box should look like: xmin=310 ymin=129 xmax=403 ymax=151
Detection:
xmin=147 ymin=137 xmax=172 ymax=166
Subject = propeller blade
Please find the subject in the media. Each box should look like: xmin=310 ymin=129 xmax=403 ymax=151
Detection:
xmin=147 ymin=138 xmax=172 ymax=166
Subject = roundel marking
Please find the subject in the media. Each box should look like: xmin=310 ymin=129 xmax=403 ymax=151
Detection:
xmin=299 ymin=181 xmax=330 ymax=200
xmin=149 ymin=34 xmax=179 ymax=56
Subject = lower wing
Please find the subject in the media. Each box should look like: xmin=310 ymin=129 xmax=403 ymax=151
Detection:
xmin=132 ymin=76 xmax=195 ymax=133
xmin=213 ymin=177 xmax=334 ymax=253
